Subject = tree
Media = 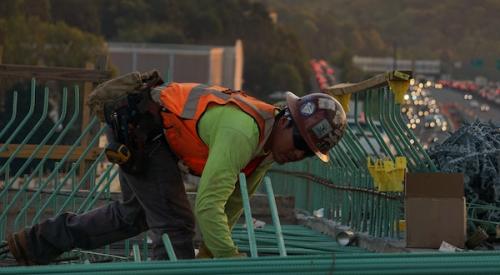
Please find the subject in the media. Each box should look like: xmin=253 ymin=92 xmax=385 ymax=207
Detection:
xmin=0 ymin=0 xmax=50 ymax=20
xmin=269 ymin=63 xmax=304 ymax=95
xmin=50 ymin=0 xmax=101 ymax=34
xmin=0 ymin=16 xmax=106 ymax=67
xmin=331 ymin=49 xmax=365 ymax=83
xmin=264 ymin=0 xmax=500 ymax=80
xmin=114 ymin=23 xmax=186 ymax=43
xmin=1 ymin=0 xmax=313 ymax=94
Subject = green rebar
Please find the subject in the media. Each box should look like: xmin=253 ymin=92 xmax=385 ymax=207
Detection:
xmin=263 ymin=177 xmax=287 ymax=256
xmin=392 ymin=96 xmax=437 ymax=171
xmin=161 ymin=233 xmax=178 ymax=261
xmin=80 ymin=167 xmax=119 ymax=213
xmin=364 ymin=89 xmax=394 ymax=159
xmin=343 ymin=127 xmax=369 ymax=167
xmin=7 ymin=88 xmax=68 ymax=188
xmin=0 ymin=86 xmax=48 ymax=173
xmin=377 ymin=90 xmax=418 ymax=172
xmin=132 ymin=244 xmax=141 ymax=262
xmin=0 ymin=88 xmax=81 ymax=239
xmin=238 ymin=173 xmax=258 ymax=257
xmin=54 ymin=151 xmax=106 ymax=215
xmin=377 ymin=91 xmax=405 ymax=157
xmin=2 ymin=252 xmax=500 ymax=275
xmin=0 ymin=80 xmax=36 ymax=154
xmin=30 ymin=121 xmax=106 ymax=224
xmin=0 ymin=91 xmax=18 ymax=140
xmin=353 ymin=93 xmax=379 ymax=157
xmin=384 ymin=89 xmax=421 ymax=169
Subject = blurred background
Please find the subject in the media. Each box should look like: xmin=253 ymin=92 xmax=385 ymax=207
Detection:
xmin=0 ymin=0 xmax=499 ymax=147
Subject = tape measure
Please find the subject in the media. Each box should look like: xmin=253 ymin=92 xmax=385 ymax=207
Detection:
xmin=105 ymin=142 xmax=131 ymax=165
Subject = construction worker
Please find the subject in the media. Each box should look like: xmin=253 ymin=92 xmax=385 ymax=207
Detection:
xmin=2 ymin=80 xmax=347 ymax=264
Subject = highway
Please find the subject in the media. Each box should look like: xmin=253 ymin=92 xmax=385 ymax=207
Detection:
xmin=427 ymin=88 xmax=500 ymax=123
xmin=408 ymin=87 xmax=499 ymax=147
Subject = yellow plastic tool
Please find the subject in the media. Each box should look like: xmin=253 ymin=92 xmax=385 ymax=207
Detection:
xmin=388 ymin=71 xmax=411 ymax=104
xmin=398 ymin=219 xmax=406 ymax=232
xmin=367 ymin=156 xmax=407 ymax=192
xmin=333 ymin=93 xmax=351 ymax=112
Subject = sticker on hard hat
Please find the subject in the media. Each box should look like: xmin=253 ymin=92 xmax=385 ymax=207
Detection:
xmin=318 ymin=98 xmax=336 ymax=111
xmin=300 ymin=102 xmax=316 ymax=116
xmin=316 ymin=131 xmax=339 ymax=152
xmin=311 ymin=119 xmax=333 ymax=139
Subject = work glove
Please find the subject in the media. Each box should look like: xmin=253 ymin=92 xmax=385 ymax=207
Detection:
xmin=196 ymin=242 xmax=247 ymax=259
xmin=195 ymin=242 xmax=213 ymax=259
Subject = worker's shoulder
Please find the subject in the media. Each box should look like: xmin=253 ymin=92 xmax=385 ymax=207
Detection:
xmin=199 ymin=105 xmax=259 ymax=148
xmin=203 ymin=104 xmax=258 ymax=135
xmin=209 ymin=104 xmax=257 ymax=124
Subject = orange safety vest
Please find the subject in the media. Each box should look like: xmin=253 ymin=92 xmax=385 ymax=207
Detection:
xmin=153 ymin=82 xmax=276 ymax=176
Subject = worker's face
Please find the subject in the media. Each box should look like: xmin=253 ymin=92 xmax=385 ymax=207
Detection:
xmin=270 ymin=116 xmax=313 ymax=164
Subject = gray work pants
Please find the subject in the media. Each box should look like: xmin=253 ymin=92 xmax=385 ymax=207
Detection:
xmin=22 ymin=135 xmax=196 ymax=264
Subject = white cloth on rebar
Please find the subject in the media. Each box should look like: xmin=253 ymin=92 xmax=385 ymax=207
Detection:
xmin=243 ymin=218 xmax=266 ymax=229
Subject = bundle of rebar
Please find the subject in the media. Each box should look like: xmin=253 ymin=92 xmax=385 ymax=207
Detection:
xmin=429 ymin=120 xmax=500 ymax=231
xmin=2 ymin=251 xmax=500 ymax=274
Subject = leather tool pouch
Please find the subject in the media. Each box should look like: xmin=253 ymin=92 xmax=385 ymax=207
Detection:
xmin=89 ymin=70 xmax=164 ymax=121
xmin=93 ymin=70 xmax=164 ymax=175
xmin=104 ymin=90 xmax=163 ymax=175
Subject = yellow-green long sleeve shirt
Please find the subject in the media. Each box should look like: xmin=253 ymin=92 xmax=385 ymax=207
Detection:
xmin=195 ymin=104 xmax=273 ymax=258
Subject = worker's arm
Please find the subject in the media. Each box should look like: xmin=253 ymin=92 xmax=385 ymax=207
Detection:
xmin=196 ymin=162 xmax=272 ymax=259
xmin=195 ymin=105 xmax=260 ymax=258
xmin=225 ymin=162 xmax=273 ymax=231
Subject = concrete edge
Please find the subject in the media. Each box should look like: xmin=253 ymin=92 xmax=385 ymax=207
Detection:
xmin=295 ymin=210 xmax=411 ymax=253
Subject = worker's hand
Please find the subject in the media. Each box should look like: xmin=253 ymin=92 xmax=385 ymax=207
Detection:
xmin=230 ymin=252 xmax=247 ymax=258
xmin=196 ymin=242 xmax=213 ymax=259
xmin=196 ymin=242 xmax=247 ymax=259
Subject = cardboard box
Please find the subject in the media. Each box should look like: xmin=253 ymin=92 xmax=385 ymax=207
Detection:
xmin=405 ymin=173 xmax=466 ymax=248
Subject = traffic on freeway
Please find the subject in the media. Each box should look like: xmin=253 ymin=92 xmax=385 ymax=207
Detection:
xmin=402 ymin=80 xmax=499 ymax=149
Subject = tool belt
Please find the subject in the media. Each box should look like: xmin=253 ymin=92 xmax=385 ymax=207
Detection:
xmin=101 ymin=74 xmax=164 ymax=175
xmin=104 ymin=90 xmax=164 ymax=174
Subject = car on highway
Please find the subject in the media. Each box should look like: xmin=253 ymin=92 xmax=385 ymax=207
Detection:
xmin=423 ymin=114 xmax=448 ymax=131
xmin=423 ymin=115 xmax=436 ymax=128
xmin=480 ymin=104 xmax=490 ymax=112
xmin=464 ymin=94 xmax=473 ymax=100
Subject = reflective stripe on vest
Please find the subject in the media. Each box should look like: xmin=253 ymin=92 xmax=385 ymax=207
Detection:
xmin=150 ymin=82 xmax=170 ymax=104
xmin=180 ymin=84 xmax=230 ymax=119
xmin=158 ymin=83 xmax=276 ymax=176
